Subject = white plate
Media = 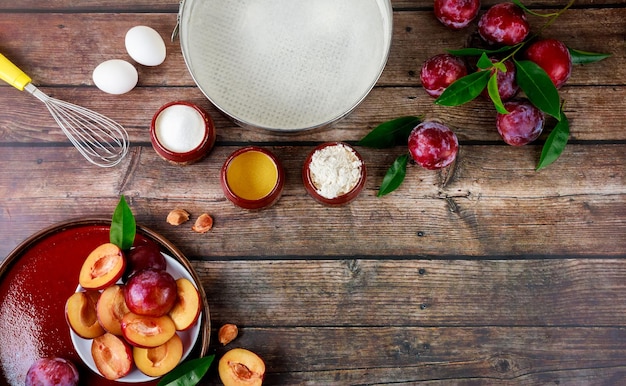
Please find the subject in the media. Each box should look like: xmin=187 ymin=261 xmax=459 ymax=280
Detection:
xmin=70 ymin=253 xmax=201 ymax=383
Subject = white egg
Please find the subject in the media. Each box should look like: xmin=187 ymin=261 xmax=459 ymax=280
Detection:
xmin=92 ymin=59 xmax=138 ymax=95
xmin=125 ymin=25 xmax=166 ymax=66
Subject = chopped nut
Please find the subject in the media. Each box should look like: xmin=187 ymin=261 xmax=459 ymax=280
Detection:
xmin=192 ymin=213 xmax=213 ymax=233
xmin=166 ymin=209 xmax=190 ymax=226
xmin=218 ymin=323 xmax=238 ymax=345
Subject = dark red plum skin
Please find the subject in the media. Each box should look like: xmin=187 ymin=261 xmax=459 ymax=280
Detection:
xmin=496 ymin=100 xmax=545 ymax=146
xmin=420 ymin=54 xmax=468 ymax=98
xmin=525 ymin=38 xmax=573 ymax=88
xmin=25 ymin=357 xmax=79 ymax=386
xmin=408 ymin=121 xmax=459 ymax=170
xmin=478 ymin=2 xmax=530 ymax=46
xmin=434 ymin=0 xmax=481 ymax=30
xmin=124 ymin=241 xmax=166 ymax=280
xmin=481 ymin=58 xmax=519 ymax=101
xmin=124 ymin=268 xmax=178 ymax=317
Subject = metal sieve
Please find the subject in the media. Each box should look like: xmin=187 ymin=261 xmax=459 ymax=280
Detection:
xmin=175 ymin=0 xmax=393 ymax=132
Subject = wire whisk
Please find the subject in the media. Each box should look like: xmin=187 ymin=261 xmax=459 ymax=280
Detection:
xmin=1 ymin=53 xmax=129 ymax=168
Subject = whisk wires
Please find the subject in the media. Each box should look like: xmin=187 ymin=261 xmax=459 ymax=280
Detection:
xmin=25 ymin=84 xmax=129 ymax=167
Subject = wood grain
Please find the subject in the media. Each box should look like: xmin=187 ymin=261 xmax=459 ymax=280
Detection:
xmin=1 ymin=1 xmax=625 ymax=385
xmin=0 ymin=144 xmax=623 ymax=258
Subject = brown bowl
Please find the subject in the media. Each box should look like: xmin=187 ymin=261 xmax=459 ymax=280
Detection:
xmin=302 ymin=142 xmax=366 ymax=206
xmin=221 ymin=146 xmax=285 ymax=210
xmin=150 ymin=101 xmax=216 ymax=165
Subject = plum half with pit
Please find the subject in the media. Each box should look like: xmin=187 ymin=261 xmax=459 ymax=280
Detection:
xmin=434 ymin=0 xmax=480 ymax=30
xmin=91 ymin=333 xmax=133 ymax=380
xmin=79 ymin=243 xmax=125 ymax=290
xmin=524 ymin=38 xmax=572 ymax=88
xmin=25 ymin=357 xmax=79 ymax=386
xmin=408 ymin=121 xmax=459 ymax=170
xmin=420 ymin=53 xmax=467 ymax=98
xmin=478 ymin=2 xmax=529 ymax=46
xmin=133 ymin=334 xmax=183 ymax=377
xmin=169 ymin=277 xmax=202 ymax=331
xmin=124 ymin=268 xmax=178 ymax=317
xmin=496 ymin=99 xmax=545 ymax=146
xmin=218 ymin=348 xmax=266 ymax=386
xmin=121 ymin=313 xmax=177 ymax=348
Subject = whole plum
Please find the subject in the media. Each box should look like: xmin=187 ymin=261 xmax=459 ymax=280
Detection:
xmin=124 ymin=240 xmax=166 ymax=280
xmin=478 ymin=2 xmax=529 ymax=46
xmin=408 ymin=121 xmax=459 ymax=170
xmin=496 ymin=99 xmax=545 ymax=146
xmin=434 ymin=0 xmax=480 ymax=30
xmin=25 ymin=357 xmax=79 ymax=386
xmin=420 ymin=54 xmax=467 ymax=98
xmin=481 ymin=58 xmax=519 ymax=101
xmin=124 ymin=268 xmax=178 ymax=317
xmin=524 ymin=38 xmax=572 ymax=88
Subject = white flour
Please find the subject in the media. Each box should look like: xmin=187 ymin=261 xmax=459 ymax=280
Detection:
xmin=309 ymin=144 xmax=362 ymax=199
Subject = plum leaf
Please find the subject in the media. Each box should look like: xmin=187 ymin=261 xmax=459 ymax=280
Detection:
xmin=110 ymin=195 xmax=136 ymax=251
xmin=435 ymin=70 xmax=490 ymax=107
xmin=514 ymin=59 xmax=562 ymax=120
xmin=358 ymin=116 xmax=421 ymax=148
xmin=568 ymin=48 xmax=612 ymax=65
xmin=487 ymin=73 xmax=509 ymax=114
xmin=158 ymin=355 xmax=215 ymax=386
xmin=537 ymin=109 xmax=570 ymax=170
xmin=378 ymin=154 xmax=410 ymax=197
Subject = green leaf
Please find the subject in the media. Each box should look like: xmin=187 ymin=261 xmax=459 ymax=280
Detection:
xmin=514 ymin=59 xmax=562 ymax=120
xmin=378 ymin=154 xmax=409 ymax=197
xmin=158 ymin=355 xmax=215 ymax=386
xmin=487 ymin=73 xmax=509 ymax=114
xmin=358 ymin=116 xmax=421 ymax=148
xmin=536 ymin=110 xmax=570 ymax=170
xmin=476 ymin=53 xmax=493 ymax=70
xmin=435 ymin=70 xmax=490 ymax=107
xmin=110 ymin=195 xmax=136 ymax=251
xmin=447 ymin=46 xmax=514 ymax=57
xmin=568 ymin=48 xmax=612 ymax=65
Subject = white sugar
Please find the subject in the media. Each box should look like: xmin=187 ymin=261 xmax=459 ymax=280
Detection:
xmin=155 ymin=104 xmax=206 ymax=153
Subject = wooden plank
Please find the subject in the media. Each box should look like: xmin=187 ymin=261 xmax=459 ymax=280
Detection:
xmin=0 ymin=144 xmax=623 ymax=258
xmin=0 ymin=8 xmax=623 ymax=88
xmin=1 ymin=85 xmax=624 ymax=144
xmin=0 ymin=0 xmax=620 ymax=11
xmin=195 ymin=259 xmax=626 ymax=326
xmin=205 ymin=326 xmax=626 ymax=384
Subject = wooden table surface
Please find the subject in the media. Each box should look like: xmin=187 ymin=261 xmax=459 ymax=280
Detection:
xmin=1 ymin=0 xmax=625 ymax=384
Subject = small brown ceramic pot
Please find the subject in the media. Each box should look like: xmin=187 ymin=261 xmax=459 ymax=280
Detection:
xmin=221 ymin=146 xmax=285 ymax=210
xmin=150 ymin=101 xmax=216 ymax=165
xmin=302 ymin=142 xmax=366 ymax=206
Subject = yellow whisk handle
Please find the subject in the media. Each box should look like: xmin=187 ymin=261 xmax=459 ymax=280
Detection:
xmin=0 ymin=53 xmax=32 ymax=91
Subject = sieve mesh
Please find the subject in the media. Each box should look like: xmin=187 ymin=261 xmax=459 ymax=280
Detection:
xmin=180 ymin=0 xmax=392 ymax=131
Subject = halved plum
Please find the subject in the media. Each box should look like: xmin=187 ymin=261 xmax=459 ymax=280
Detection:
xmin=79 ymin=243 xmax=125 ymax=290
xmin=218 ymin=348 xmax=265 ymax=386
xmin=91 ymin=333 xmax=133 ymax=380
xmin=65 ymin=290 xmax=105 ymax=339
xmin=133 ymin=334 xmax=183 ymax=377
xmin=121 ymin=313 xmax=177 ymax=348
xmin=169 ymin=278 xmax=201 ymax=331
xmin=97 ymin=285 xmax=130 ymax=336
